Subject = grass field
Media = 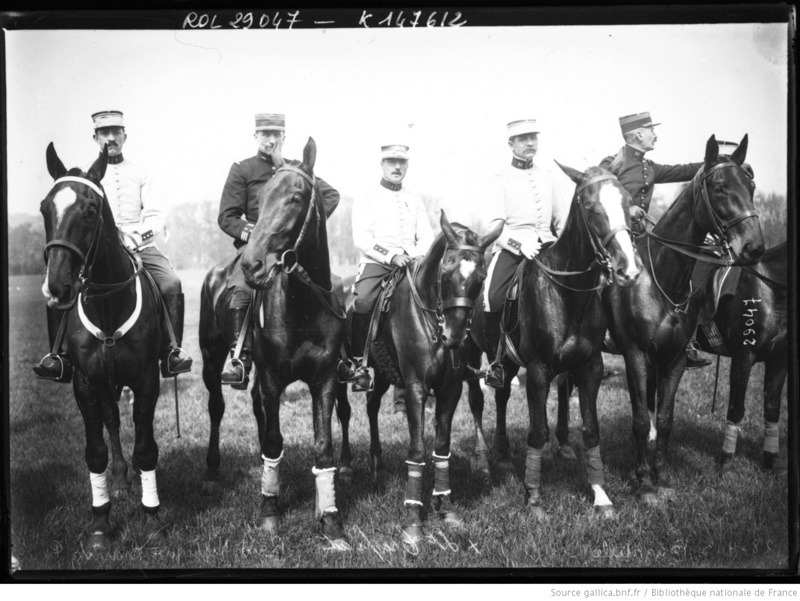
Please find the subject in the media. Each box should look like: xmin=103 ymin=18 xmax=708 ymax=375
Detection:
xmin=6 ymin=269 xmax=793 ymax=575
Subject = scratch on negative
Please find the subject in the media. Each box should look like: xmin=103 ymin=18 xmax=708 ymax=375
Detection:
xmin=173 ymin=31 xmax=223 ymax=62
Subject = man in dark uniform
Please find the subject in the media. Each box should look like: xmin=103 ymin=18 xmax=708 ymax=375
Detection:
xmin=601 ymin=111 xmax=710 ymax=369
xmin=217 ymin=113 xmax=340 ymax=388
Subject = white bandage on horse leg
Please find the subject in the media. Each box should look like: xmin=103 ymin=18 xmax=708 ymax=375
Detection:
xmin=591 ymin=484 xmax=613 ymax=507
xmin=140 ymin=469 xmax=160 ymax=508
xmin=764 ymin=421 xmax=780 ymax=455
xmin=261 ymin=452 xmax=283 ymax=497
xmin=648 ymin=410 xmax=657 ymax=443
xmin=524 ymin=446 xmax=544 ymax=493
xmin=311 ymin=466 xmax=338 ymax=520
xmin=404 ymin=460 xmax=425 ymax=507
xmin=722 ymin=422 xmax=741 ymax=455
xmin=585 ymin=445 xmax=605 ymax=487
xmin=89 ymin=471 xmax=110 ymax=507
xmin=432 ymin=452 xmax=451 ymax=496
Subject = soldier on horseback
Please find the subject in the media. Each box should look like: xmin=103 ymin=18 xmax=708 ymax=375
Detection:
xmin=337 ymin=141 xmax=435 ymax=392
xmin=600 ymin=111 xmax=711 ymax=369
xmin=483 ymin=119 xmax=570 ymax=388
xmin=34 ymin=110 xmax=192 ymax=382
xmin=217 ymin=113 xmax=340 ymax=388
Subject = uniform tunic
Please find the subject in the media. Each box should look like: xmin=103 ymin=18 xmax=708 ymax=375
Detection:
xmin=600 ymin=144 xmax=702 ymax=213
xmin=351 ymin=179 xmax=435 ymax=314
xmin=484 ymin=157 xmax=569 ymax=312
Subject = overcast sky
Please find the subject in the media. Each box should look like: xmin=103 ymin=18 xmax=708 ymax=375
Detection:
xmin=4 ymin=21 xmax=789 ymax=232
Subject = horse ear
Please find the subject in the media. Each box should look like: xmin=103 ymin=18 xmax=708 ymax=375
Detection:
xmin=439 ymin=210 xmax=459 ymax=246
xmin=46 ymin=142 xmax=67 ymax=180
xmin=478 ymin=219 xmax=504 ymax=250
xmin=88 ymin=143 xmax=109 ymax=183
xmin=704 ymin=134 xmax=720 ymax=166
xmin=730 ymin=134 xmax=748 ymax=165
xmin=554 ymin=160 xmax=583 ymax=185
xmin=302 ymin=137 xmax=317 ymax=174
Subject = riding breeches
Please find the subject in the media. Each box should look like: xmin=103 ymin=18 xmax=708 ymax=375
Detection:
xmin=353 ymin=263 xmax=393 ymax=315
xmin=139 ymin=247 xmax=182 ymax=295
xmin=484 ymin=249 xmax=523 ymax=313
xmin=226 ymin=248 xmax=252 ymax=310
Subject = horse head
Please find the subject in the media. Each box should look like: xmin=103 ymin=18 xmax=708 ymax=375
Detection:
xmin=437 ymin=211 xmax=502 ymax=348
xmin=39 ymin=143 xmax=109 ymax=310
xmin=695 ymin=134 xmax=764 ymax=264
xmin=241 ymin=137 xmax=319 ymax=289
xmin=556 ymin=162 xmax=642 ymax=288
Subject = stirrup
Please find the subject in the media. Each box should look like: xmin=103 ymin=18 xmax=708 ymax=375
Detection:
xmin=351 ymin=369 xmax=374 ymax=393
xmin=485 ymin=363 xmax=505 ymax=389
xmin=33 ymin=353 xmax=73 ymax=383
xmin=161 ymin=348 xmax=193 ymax=378
xmin=221 ymin=357 xmax=249 ymax=390
xmin=336 ymin=359 xmax=360 ymax=383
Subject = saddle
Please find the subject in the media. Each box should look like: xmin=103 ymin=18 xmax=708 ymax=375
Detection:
xmin=697 ymin=265 xmax=740 ymax=355
xmin=360 ymin=266 xmax=408 ymax=388
xmin=499 ymin=259 xmax=526 ymax=368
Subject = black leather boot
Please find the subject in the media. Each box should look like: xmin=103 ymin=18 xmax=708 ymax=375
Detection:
xmin=337 ymin=312 xmax=372 ymax=391
xmin=161 ymin=293 xmax=193 ymax=377
xmin=221 ymin=305 xmax=253 ymax=390
xmin=33 ymin=307 xmax=73 ymax=383
xmin=484 ymin=311 xmax=505 ymax=389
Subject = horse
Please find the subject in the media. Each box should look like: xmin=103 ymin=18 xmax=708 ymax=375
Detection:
xmin=345 ymin=212 xmax=501 ymax=545
xmin=467 ymin=163 xmax=642 ymax=517
xmin=39 ymin=143 xmax=166 ymax=548
xmin=602 ymin=134 xmax=765 ymax=503
xmin=200 ymin=137 xmax=350 ymax=549
xmin=696 ymin=241 xmax=788 ymax=473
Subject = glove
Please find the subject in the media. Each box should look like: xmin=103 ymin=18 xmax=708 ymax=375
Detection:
xmin=390 ymin=254 xmax=412 ymax=268
xmin=519 ymin=240 xmax=541 ymax=260
xmin=630 ymin=205 xmax=647 ymax=223
xmin=123 ymin=231 xmax=143 ymax=252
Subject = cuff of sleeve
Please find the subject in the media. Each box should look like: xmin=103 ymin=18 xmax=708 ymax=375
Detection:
xmin=372 ymin=244 xmax=391 ymax=262
xmin=507 ymin=238 xmax=522 ymax=251
xmin=140 ymin=230 xmax=154 ymax=243
xmin=240 ymin=223 xmax=255 ymax=243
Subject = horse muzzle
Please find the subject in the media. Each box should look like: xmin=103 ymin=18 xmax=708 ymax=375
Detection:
xmin=242 ymin=252 xmax=281 ymax=289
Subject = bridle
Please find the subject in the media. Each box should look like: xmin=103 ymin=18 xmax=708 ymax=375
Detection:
xmin=43 ymin=176 xmax=142 ymax=300
xmin=694 ymin=161 xmax=759 ymax=246
xmin=533 ymin=173 xmax=632 ymax=293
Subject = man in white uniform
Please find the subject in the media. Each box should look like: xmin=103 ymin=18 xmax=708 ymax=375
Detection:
xmin=338 ymin=143 xmax=435 ymax=391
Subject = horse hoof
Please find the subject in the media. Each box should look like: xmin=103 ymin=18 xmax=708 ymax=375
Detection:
xmin=86 ymin=531 xmax=110 ymax=551
xmin=497 ymin=457 xmax=515 ymax=473
xmin=526 ymin=504 xmax=547 ymax=520
xmin=594 ymin=505 xmax=617 ymax=519
xmin=257 ymin=516 xmax=279 ymax=533
xmin=143 ymin=517 xmax=167 ymax=544
xmin=558 ymin=446 xmax=578 ymax=461
xmin=401 ymin=524 xmax=423 ymax=546
xmin=338 ymin=466 xmax=354 ymax=487
xmin=442 ymin=510 xmax=465 ymax=527
xmin=657 ymin=486 xmax=676 ymax=500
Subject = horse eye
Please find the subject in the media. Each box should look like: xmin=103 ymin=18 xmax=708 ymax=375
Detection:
xmin=85 ymin=205 xmax=98 ymax=218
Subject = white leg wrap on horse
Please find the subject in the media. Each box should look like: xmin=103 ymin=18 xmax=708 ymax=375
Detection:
xmin=261 ymin=452 xmax=283 ymax=497
xmin=585 ymin=445 xmax=605 ymax=486
xmin=591 ymin=484 xmax=613 ymax=507
xmin=89 ymin=471 xmax=110 ymax=507
xmin=722 ymin=422 xmax=740 ymax=455
xmin=405 ymin=461 xmax=425 ymax=507
xmin=524 ymin=446 xmax=544 ymax=491
xmin=764 ymin=421 xmax=780 ymax=454
xmin=648 ymin=411 xmax=657 ymax=443
xmin=140 ymin=469 xmax=159 ymax=508
xmin=432 ymin=452 xmax=451 ymax=496
xmin=311 ymin=466 xmax=337 ymax=520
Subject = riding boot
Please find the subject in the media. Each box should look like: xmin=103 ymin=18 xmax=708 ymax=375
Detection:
xmin=160 ymin=293 xmax=193 ymax=377
xmin=484 ymin=311 xmax=505 ymax=389
xmin=337 ymin=312 xmax=372 ymax=391
xmin=33 ymin=307 xmax=73 ymax=383
xmin=221 ymin=305 xmax=253 ymax=390
xmin=686 ymin=340 xmax=711 ymax=370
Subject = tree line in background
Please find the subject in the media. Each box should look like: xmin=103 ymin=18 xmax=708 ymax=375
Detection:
xmin=6 ymin=191 xmax=788 ymax=276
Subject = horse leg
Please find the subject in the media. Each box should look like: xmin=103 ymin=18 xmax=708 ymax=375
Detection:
xmin=466 ymin=344 xmax=491 ymax=479
xmin=556 ymin=373 xmax=577 ymax=461
xmin=430 ymin=380 xmax=465 ymax=527
xmin=522 ymin=362 xmax=549 ymax=520
xmin=494 ymin=362 xmax=519 ymax=472
xmin=401 ymin=380 xmax=428 ymax=546
xmin=366 ymin=375 xmax=392 ymax=480
xmin=131 ymin=368 xmax=165 ymax=542
xmin=575 ymin=357 xmax=615 ymax=517
xmin=719 ymin=353 xmax=753 ymax=475
xmin=625 ymin=352 xmax=657 ymax=504
xmin=652 ymin=361 xmax=683 ymax=494
xmin=254 ymin=370 xmax=283 ymax=534
xmin=76 ymin=377 xmax=113 ymax=550
xmin=334 ymin=383 xmax=354 ymax=486
xmin=308 ymin=374 xmax=350 ymax=550
xmin=762 ymin=354 xmax=788 ymax=474
xmin=202 ymin=340 xmax=228 ymax=486
xmin=103 ymin=393 xmax=129 ymax=498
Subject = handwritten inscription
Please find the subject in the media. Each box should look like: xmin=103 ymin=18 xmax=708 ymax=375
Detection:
xmin=182 ymin=10 xmax=467 ymax=29
xmin=741 ymin=298 xmax=761 ymax=345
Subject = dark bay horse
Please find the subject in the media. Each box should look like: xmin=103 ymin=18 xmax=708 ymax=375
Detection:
xmin=602 ymin=135 xmax=765 ymax=503
xmin=200 ymin=138 xmax=349 ymax=549
xmin=467 ymin=164 xmax=642 ymax=517
xmin=39 ymin=144 xmax=165 ymax=548
xmin=350 ymin=212 xmax=501 ymax=545
xmin=697 ymin=241 xmax=788 ymax=473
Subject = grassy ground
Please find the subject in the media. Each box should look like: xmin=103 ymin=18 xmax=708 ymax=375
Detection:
xmin=6 ymin=270 xmax=792 ymax=575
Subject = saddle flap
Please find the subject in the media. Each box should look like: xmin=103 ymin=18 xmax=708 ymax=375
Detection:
xmin=698 ymin=265 xmax=740 ymax=326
